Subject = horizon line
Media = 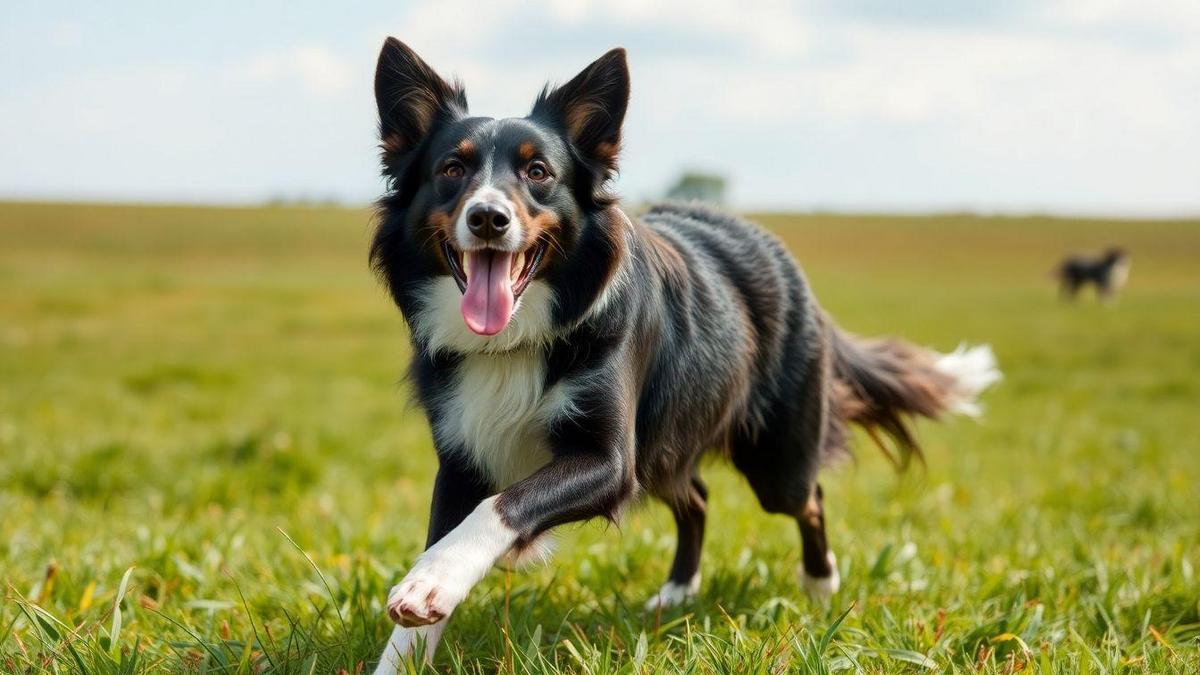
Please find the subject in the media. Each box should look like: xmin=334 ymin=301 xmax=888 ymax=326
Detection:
xmin=2 ymin=195 xmax=1198 ymax=222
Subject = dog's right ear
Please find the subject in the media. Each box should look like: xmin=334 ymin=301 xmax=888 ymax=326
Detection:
xmin=375 ymin=38 xmax=466 ymax=173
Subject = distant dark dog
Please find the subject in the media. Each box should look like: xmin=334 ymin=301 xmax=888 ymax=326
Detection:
xmin=1056 ymin=248 xmax=1130 ymax=301
xmin=368 ymin=39 xmax=1001 ymax=672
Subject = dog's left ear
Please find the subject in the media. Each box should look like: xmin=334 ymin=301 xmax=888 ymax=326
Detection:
xmin=531 ymin=48 xmax=629 ymax=174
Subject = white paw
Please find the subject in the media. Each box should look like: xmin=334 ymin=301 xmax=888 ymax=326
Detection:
xmin=384 ymin=497 xmax=517 ymax=628
xmin=800 ymin=552 xmax=840 ymax=604
xmin=644 ymin=574 xmax=700 ymax=611
xmin=386 ymin=564 xmax=468 ymax=627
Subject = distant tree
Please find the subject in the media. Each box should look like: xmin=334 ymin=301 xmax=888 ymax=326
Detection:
xmin=665 ymin=171 xmax=727 ymax=205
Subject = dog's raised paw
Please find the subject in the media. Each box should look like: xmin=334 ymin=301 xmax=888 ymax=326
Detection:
xmin=386 ymin=577 xmax=456 ymax=627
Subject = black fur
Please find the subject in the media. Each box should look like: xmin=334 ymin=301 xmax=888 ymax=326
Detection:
xmin=369 ymin=39 xmax=993 ymax=648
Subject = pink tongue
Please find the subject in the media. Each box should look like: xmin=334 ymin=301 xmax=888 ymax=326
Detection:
xmin=461 ymin=250 xmax=515 ymax=336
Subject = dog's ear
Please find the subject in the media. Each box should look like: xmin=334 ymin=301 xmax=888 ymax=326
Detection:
xmin=375 ymin=38 xmax=466 ymax=172
xmin=531 ymin=48 xmax=629 ymax=175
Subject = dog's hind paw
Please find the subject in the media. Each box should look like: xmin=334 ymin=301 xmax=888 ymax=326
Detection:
xmin=800 ymin=552 xmax=840 ymax=604
xmin=644 ymin=574 xmax=700 ymax=611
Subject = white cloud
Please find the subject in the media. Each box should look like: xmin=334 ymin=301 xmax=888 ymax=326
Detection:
xmin=48 ymin=22 xmax=83 ymax=47
xmin=559 ymin=0 xmax=811 ymax=56
xmin=237 ymin=46 xmax=355 ymax=96
xmin=1043 ymin=0 xmax=1200 ymax=34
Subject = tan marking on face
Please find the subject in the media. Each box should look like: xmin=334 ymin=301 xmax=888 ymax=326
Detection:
xmin=427 ymin=197 xmax=471 ymax=253
xmin=425 ymin=212 xmax=455 ymax=270
xmin=506 ymin=188 xmax=561 ymax=250
xmin=428 ymin=210 xmax=453 ymax=233
xmin=517 ymin=142 xmax=537 ymax=162
xmin=457 ymin=139 xmax=476 ymax=158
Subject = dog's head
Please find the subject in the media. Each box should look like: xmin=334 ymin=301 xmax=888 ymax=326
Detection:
xmin=371 ymin=38 xmax=630 ymax=349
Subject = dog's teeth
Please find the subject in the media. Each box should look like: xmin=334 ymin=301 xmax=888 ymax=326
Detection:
xmin=461 ymin=253 xmax=471 ymax=280
xmin=512 ymin=251 xmax=525 ymax=281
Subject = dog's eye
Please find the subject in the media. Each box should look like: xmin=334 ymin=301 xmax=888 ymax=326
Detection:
xmin=441 ymin=160 xmax=465 ymax=179
xmin=526 ymin=161 xmax=551 ymax=182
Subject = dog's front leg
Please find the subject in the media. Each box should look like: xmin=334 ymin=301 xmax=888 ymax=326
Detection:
xmin=374 ymin=622 xmax=448 ymax=675
xmin=385 ymin=449 xmax=632 ymax=628
xmin=375 ymin=457 xmax=491 ymax=674
xmin=385 ymin=494 xmax=514 ymax=627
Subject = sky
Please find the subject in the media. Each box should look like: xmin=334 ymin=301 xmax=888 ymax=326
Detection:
xmin=2 ymin=1 xmax=1198 ymax=215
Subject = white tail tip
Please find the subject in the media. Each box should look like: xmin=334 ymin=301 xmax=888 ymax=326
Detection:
xmin=934 ymin=343 xmax=1002 ymax=418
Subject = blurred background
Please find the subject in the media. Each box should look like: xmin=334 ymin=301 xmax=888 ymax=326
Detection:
xmin=3 ymin=0 xmax=1199 ymax=213
xmin=2 ymin=2 xmax=1199 ymax=673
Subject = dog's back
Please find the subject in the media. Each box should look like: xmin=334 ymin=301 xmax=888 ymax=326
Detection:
xmin=633 ymin=202 xmax=996 ymax=487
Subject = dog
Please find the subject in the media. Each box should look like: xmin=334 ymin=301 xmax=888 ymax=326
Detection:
xmin=1056 ymin=247 xmax=1131 ymax=301
xmin=368 ymin=38 xmax=1001 ymax=672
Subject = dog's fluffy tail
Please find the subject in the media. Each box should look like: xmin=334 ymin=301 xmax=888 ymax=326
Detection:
xmin=828 ymin=328 xmax=1001 ymax=468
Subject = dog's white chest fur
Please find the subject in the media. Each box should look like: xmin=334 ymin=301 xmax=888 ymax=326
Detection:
xmin=435 ymin=349 xmax=554 ymax=488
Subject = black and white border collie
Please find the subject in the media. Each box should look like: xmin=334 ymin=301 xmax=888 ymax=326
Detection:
xmin=369 ymin=39 xmax=1001 ymax=672
xmin=1056 ymin=247 xmax=1131 ymax=301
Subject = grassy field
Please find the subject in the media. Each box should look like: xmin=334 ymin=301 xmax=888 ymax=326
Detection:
xmin=1 ymin=201 xmax=1198 ymax=673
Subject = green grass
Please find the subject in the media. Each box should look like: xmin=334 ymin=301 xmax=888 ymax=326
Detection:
xmin=2 ymin=201 xmax=1198 ymax=673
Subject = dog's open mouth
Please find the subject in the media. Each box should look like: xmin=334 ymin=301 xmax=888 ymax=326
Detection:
xmin=443 ymin=240 xmax=548 ymax=336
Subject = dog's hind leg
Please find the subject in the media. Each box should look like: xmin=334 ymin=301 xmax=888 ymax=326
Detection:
xmin=731 ymin=353 xmax=840 ymax=604
xmin=797 ymin=484 xmax=839 ymax=602
xmin=736 ymin=451 xmax=841 ymax=605
xmin=645 ymin=476 xmax=707 ymax=610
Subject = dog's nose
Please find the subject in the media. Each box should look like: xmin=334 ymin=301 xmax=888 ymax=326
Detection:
xmin=466 ymin=203 xmax=512 ymax=239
